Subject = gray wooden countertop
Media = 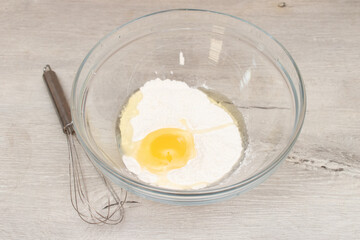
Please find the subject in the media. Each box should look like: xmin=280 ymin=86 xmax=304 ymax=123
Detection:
xmin=1 ymin=0 xmax=359 ymax=239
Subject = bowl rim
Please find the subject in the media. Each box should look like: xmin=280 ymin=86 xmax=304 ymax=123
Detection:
xmin=71 ymin=8 xmax=307 ymax=197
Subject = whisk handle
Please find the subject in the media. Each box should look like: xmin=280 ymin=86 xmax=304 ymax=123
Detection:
xmin=43 ymin=65 xmax=73 ymax=133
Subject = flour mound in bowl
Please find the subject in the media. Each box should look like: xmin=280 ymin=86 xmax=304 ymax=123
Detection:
xmin=118 ymin=78 xmax=243 ymax=190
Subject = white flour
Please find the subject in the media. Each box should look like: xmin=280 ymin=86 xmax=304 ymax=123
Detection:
xmin=121 ymin=78 xmax=243 ymax=189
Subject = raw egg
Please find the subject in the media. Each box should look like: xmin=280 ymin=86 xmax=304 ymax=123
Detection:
xmin=136 ymin=128 xmax=195 ymax=173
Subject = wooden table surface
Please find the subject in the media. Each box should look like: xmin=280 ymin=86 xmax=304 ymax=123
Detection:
xmin=1 ymin=0 xmax=359 ymax=239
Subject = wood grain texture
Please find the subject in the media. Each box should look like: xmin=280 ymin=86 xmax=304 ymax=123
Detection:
xmin=0 ymin=0 xmax=359 ymax=239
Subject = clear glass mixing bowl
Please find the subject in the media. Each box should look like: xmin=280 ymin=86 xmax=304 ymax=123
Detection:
xmin=71 ymin=9 xmax=306 ymax=205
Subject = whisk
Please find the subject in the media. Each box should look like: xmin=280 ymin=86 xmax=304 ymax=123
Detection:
xmin=43 ymin=65 xmax=126 ymax=224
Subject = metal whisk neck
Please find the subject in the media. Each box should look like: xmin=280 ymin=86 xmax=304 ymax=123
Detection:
xmin=64 ymin=122 xmax=75 ymax=135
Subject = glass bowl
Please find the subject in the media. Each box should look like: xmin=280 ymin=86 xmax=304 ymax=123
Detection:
xmin=71 ymin=9 xmax=306 ymax=205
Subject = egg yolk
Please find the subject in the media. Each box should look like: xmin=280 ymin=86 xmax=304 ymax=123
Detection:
xmin=136 ymin=128 xmax=195 ymax=173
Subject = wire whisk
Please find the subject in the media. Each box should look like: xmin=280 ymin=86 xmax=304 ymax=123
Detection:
xmin=43 ymin=65 xmax=126 ymax=224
